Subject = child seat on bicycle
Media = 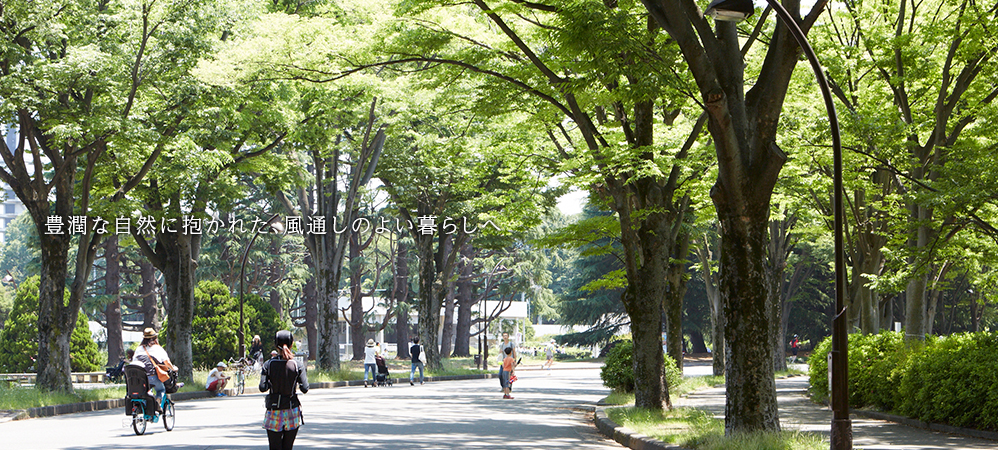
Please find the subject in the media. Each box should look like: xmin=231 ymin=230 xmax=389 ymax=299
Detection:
xmin=125 ymin=363 xmax=159 ymax=414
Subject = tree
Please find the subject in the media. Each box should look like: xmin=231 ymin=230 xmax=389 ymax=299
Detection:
xmin=539 ymin=205 xmax=628 ymax=348
xmin=367 ymin=0 xmax=709 ymax=410
xmin=0 ymin=0 xmax=234 ymax=391
xmin=640 ymin=0 xmax=830 ymax=432
xmin=812 ymin=0 xmax=998 ymax=340
xmin=0 ymin=276 xmax=100 ymax=373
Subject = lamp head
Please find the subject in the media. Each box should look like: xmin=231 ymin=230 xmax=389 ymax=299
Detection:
xmin=704 ymin=0 xmax=755 ymax=22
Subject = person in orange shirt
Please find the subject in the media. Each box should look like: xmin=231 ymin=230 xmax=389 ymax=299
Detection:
xmin=501 ymin=346 xmax=515 ymax=399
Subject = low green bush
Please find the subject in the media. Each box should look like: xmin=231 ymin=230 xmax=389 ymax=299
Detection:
xmin=600 ymin=340 xmax=682 ymax=394
xmin=809 ymin=331 xmax=998 ymax=431
xmin=897 ymin=333 xmax=998 ymax=430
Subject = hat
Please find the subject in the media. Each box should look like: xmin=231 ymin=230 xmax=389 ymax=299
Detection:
xmin=143 ymin=328 xmax=158 ymax=339
xmin=276 ymin=330 xmax=293 ymax=348
xmin=550 ymin=339 xmax=556 ymax=343
xmin=366 ymin=339 xmax=375 ymax=347
xmin=216 ymin=361 xmax=227 ymax=368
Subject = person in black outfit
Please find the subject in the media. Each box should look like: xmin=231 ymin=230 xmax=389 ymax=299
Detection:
xmin=250 ymin=335 xmax=265 ymax=361
xmin=260 ymin=330 xmax=309 ymax=450
xmin=410 ymin=337 xmax=424 ymax=386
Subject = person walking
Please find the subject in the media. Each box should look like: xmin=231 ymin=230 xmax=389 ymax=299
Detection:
xmin=134 ymin=328 xmax=176 ymax=410
xmin=497 ymin=332 xmax=517 ymax=393
xmin=364 ymin=339 xmax=378 ymax=387
xmin=410 ymin=337 xmax=425 ymax=386
xmin=260 ymin=330 xmax=309 ymax=450
xmin=250 ymin=335 xmax=265 ymax=362
xmin=501 ymin=346 xmax=515 ymax=399
xmin=789 ymin=334 xmax=800 ymax=363
xmin=542 ymin=339 xmax=556 ymax=373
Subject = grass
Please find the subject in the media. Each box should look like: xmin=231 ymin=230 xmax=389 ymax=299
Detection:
xmin=607 ymin=406 xmax=825 ymax=450
xmin=599 ymin=375 xmax=726 ymax=407
xmin=0 ymin=380 xmax=203 ymax=411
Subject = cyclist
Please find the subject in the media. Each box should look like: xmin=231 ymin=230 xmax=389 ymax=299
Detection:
xmin=134 ymin=328 xmax=177 ymax=411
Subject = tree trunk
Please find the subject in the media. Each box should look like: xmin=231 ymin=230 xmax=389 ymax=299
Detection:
xmin=393 ymin=239 xmax=411 ymax=360
xmin=35 ymin=236 xmax=74 ymax=392
xmin=315 ymin=263 xmax=343 ymax=369
xmin=664 ymin=231 xmax=689 ymax=370
xmin=140 ymin=259 xmax=160 ymax=330
xmin=105 ymin=236 xmax=125 ymax=365
xmin=269 ymin=290 xmax=282 ymax=319
xmin=623 ymin=277 xmax=669 ymax=410
xmin=689 ymin=329 xmax=708 ymax=354
xmin=303 ymin=274 xmax=318 ymax=360
xmin=349 ymin=233 xmax=366 ymax=360
xmin=155 ymin=233 xmax=199 ymax=381
xmin=716 ymin=193 xmax=781 ymax=433
xmin=694 ymin=234 xmax=725 ymax=376
xmin=415 ymin=233 xmax=440 ymax=369
xmin=439 ymin=234 xmax=457 ymax=357
xmin=453 ymin=243 xmax=475 ymax=357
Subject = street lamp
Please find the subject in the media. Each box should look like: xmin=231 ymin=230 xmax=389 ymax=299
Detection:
xmin=703 ymin=2 xmax=850 ymax=448
xmin=239 ymin=213 xmax=285 ymax=359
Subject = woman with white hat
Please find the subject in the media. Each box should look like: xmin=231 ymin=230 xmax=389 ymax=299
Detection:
xmin=363 ymin=339 xmax=378 ymax=388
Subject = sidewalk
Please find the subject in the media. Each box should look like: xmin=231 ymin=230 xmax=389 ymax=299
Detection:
xmin=677 ymin=375 xmax=997 ymax=450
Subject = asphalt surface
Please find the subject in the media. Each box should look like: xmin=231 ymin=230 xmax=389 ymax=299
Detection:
xmin=0 ymin=364 xmax=621 ymax=450
xmin=4 ymin=360 xmax=996 ymax=450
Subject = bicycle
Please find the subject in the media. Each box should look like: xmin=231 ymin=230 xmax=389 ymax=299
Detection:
xmin=227 ymin=356 xmax=254 ymax=396
xmin=124 ymin=365 xmax=176 ymax=435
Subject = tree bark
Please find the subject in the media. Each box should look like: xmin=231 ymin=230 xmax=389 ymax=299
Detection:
xmin=453 ymin=242 xmax=475 ymax=357
xmin=303 ymin=273 xmax=318 ymax=359
xmin=439 ymin=234 xmax=457 ymax=358
xmin=694 ymin=233 xmax=724 ymax=376
xmin=105 ymin=236 xmax=125 ymax=365
xmin=140 ymin=259 xmax=159 ymax=331
xmin=393 ymin=239 xmax=411 ymax=359
xmin=349 ymin=232 xmax=366 ymax=360
xmin=137 ymin=231 xmax=200 ymax=380
xmin=664 ymin=230 xmax=690 ymax=371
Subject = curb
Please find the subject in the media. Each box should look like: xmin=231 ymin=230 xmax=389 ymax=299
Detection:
xmin=852 ymin=409 xmax=998 ymax=442
xmin=593 ymin=406 xmax=693 ymax=450
xmin=0 ymin=390 xmax=215 ymax=423
xmin=1 ymin=373 xmax=497 ymax=423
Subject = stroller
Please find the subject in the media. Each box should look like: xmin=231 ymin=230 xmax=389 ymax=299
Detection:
xmin=105 ymin=359 xmax=127 ymax=384
xmin=374 ymin=355 xmax=392 ymax=387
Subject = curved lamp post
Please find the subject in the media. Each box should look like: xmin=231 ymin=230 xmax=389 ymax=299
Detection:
xmin=239 ymin=214 xmax=286 ymax=359
xmin=703 ymin=1 xmax=850 ymax=448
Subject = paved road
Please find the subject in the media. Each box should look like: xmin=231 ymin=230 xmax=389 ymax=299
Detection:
xmin=0 ymin=365 xmax=622 ymax=450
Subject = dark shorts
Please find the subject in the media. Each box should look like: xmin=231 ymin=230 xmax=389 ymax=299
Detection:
xmin=499 ymin=370 xmax=510 ymax=389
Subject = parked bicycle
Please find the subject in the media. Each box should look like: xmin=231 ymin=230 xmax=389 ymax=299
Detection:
xmin=124 ymin=364 xmax=175 ymax=435
xmin=227 ymin=356 xmax=255 ymax=396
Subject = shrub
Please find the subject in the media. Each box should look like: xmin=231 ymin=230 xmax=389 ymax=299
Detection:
xmin=600 ymin=340 xmax=683 ymax=394
xmin=897 ymin=333 xmax=998 ymax=430
xmin=0 ymin=276 xmax=101 ymax=372
xmin=809 ymin=331 xmax=998 ymax=431
xmin=601 ymin=340 xmax=635 ymax=392
xmin=808 ymin=331 xmax=909 ymax=409
xmin=190 ymin=280 xmax=286 ymax=369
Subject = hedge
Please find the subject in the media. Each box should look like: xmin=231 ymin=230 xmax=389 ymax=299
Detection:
xmin=809 ymin=331 xmax=998 ymax=431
